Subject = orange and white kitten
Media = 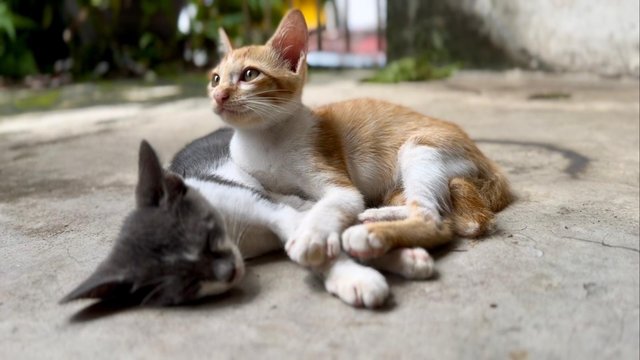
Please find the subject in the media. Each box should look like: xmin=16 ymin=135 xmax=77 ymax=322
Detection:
xmin=208 ymin=10 xmax=513 ymax=270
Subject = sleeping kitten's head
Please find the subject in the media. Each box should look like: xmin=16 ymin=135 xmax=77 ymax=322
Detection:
xmin=61 ymin=141 xmax=244 ymax=306
xmin=208 ymin=9 xmax=308 ymax=129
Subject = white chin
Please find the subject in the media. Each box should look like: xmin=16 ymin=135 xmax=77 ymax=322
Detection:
xmin=197 ymin=281 xmax=232 ymax=297
xmin=213 ymin=106 xmax=225 ymax=115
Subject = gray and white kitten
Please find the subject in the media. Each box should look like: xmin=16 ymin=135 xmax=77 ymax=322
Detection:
xmin=61 ymin=128 xmax=433 ymax=308
xmin=60 ymin=129 xmax=304 ymax=305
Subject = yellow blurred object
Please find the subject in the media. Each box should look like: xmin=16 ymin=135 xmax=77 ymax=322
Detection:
xmin=292 ymin=0 xmax=326 ymax=30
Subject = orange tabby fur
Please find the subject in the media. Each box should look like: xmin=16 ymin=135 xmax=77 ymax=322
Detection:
xmin=209 ymin=9 xmax=513 ymax=267
xmin=313 ymin=98 xmax=512 ymax=252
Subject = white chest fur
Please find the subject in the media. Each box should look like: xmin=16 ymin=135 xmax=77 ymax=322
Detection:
xmin=229 ymin=113 xmax=316 ymax=197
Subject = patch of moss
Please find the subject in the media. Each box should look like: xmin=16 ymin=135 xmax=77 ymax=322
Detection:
xmin=13 ymin=89 xmax=61 ymax=110
xmin=528 ymin=92 xmax=571 ymax=100
xmin=0 ymin=74 xmax=213 ymax=116
xmin=365 ymin=57 xmax=459 ymax=83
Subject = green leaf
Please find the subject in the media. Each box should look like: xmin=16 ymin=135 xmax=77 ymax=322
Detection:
xmin=0 ymin=3 xmax=16 ymax=40
xmin=139 ymin=32 xmax=154 ymax=49
xmin=42 ymin=4 xmax=53 ymax=28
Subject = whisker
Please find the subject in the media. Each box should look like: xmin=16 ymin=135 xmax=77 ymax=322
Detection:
xmin=243 ymin=100 xmax=290 ymax=113
xmin=243 ymin=103 xmax=286 ymax=121
xmin=247 ymin=89 xmax=294 ymax=96
xmin=140 ymin=278 xmax=173 ymax=305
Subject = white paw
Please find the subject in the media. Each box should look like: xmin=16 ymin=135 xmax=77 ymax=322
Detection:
xmin=358 ymin=206 xmax=409 ymax=223
xmin=342 ymin=224 xmax=389 ymax=259
xmin=394 ymin=248 xmax=435 ymax=279
xmin=286 ymin=228 xmax=340 ymax=267
xmin=324 ymin=262 xmax=389 ymax=308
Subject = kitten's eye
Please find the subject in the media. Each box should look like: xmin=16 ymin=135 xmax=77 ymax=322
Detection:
xmin=211 ymin=74 xmax=220 ymax=87
xmin=241 ymin=68 xmax=260 ymax=82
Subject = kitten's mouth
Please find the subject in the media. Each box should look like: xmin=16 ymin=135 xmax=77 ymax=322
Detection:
xmin=196 ymin=263 xmax=245 ymax=299
xmin=214 ymin=104 xmax=249 ymax=116
xmin=232 ymin=263 xmax=246 ymax=284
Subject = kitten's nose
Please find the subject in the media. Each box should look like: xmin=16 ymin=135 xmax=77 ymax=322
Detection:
xmin=212 ymin=252 xmax=237 ymax=282
xmin=214 ymin=90 xmax=230 ymax=105
xmin=215 ymin=262 xmax=235 ymax=283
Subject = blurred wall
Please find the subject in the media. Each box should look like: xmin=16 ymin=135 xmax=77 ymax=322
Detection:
xmin=458 ymin=0 xmax=639 ymax=77
xmin=388 ymin=0 xmax=640 ymax=77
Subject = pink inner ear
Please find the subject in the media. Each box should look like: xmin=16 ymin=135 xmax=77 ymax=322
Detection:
xmin=268 ymin=11 xmax=308 ymax=71
xmin=272 ymin=33 xmax=307 ymax=71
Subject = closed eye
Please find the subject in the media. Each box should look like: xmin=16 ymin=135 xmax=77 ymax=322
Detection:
xmin=206 ymin=225 xmax=224 ymax=250
xmin=209 ymin=250 xmax=229 ymax=260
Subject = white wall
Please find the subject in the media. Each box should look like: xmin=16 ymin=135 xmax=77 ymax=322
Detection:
xmin=453 ymin=0 xmax=639 ymax=76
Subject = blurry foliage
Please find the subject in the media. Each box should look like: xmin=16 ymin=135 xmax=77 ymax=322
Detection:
xmin=366 ymin=41 xmax=460 ymax=83
xmin=0 ymin=73 xmax=208 ymax=115
xmin=386 ymin=0 xmax=512 ymax=71
xmin=370 ymin=0 xmax=514 ymax=83
xmin=0 ymin=0 xmax=289 ymax=82
xmin=0 ymin=1 xmax=41 ymax=78
xmin=365 ymin=56 xmax=459 ymax=83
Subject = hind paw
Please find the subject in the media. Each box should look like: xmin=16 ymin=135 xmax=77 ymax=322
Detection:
xmin=369 ymin=247 xmax=435 ymax=280
xmin=324 ymin=261 xmax=389 ymax=308
xmin=341 ymin=224 xmax=391 ymax=260
xmin=394 ymin=248 xmax=435 ymax=279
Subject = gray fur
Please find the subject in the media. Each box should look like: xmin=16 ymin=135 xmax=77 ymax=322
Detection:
xmin=169 ymin=128 xmax=271 ymax=200
xmin=169 ymin=127 xmax=233 ymax=178
xmin=61 ymin=137 xmax=241 ymax=306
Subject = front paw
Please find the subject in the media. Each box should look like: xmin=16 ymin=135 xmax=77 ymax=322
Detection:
xmin=342 ymin=224 xmax=391 ymax=260
xmin=392 ymin=248 xmax=435 ymax=279
xmin=285 ymin=228 xmax=340 ymax=266
xmin=324 ymin=261 xmax=389 ymax=308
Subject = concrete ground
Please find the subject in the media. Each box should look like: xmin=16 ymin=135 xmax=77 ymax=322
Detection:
xmin=1 ymin=70 xmax=638 ymax=359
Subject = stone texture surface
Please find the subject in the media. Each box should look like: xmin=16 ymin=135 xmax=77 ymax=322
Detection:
xmin=453 ymin=0 xmax=640 ymax=76
xmin=0 ymin=71 xmax=638 ymax=359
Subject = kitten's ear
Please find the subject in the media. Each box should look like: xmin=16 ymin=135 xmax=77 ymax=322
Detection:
xmin=267 ymin=9 xmax=308 ymax=72
xmin=217 ymin=28 xmax=233 ymax=55
xmin=59 ymin=265 xmax=133 ymax=304
xmin=136 ymin=140 xmax=164 ymax=207
xmin=163 ymin=172 xmax=187 ymax=206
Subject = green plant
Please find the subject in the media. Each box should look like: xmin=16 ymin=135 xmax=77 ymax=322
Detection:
xmin=0 ymin=1 xmax=38 ymax=78
xmin=365 ymin=56 xmax=459 ymax=83
xmin=0 ymin=0 xmax=289 ymax=81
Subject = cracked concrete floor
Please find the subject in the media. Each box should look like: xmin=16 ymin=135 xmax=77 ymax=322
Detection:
xmin=1 ymin=70 xmax=638 ymax=359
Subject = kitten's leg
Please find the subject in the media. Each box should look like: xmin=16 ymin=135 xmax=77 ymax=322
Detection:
xmin=258 ymin=197 xmax=390 ymax=308
xmin=342 ymin=142 xmax=473 ymax=258
xmin=342 ymin=210 xmax=454 ymax=259
xmin=220 ymin=192 xmax=305 ymax=257
xmin=287 ymin=186 xmax=364 ymax=267
xmin=360 ymin=178 xmax=496 ymax=237
xmin=317 ymin=255 xmax=389 ymax=308
xmin=366 ymin=247 xmax=435 ymax=280
xmin=267 ymin=204 xmax=306 ymax=243
xmin=267 ymin=192 xmax=314 ymax=212
xmin=241 ymin=199 xmax=305 ymax=244
xmin=397 ymin=142 xmax=475 ymax=221
xmin=357 ymin=190 xmax=408 ymax=223
xmin=358 ymin=206 xmax=409 ymax=223
xmin=343 ymin=178 xmax=497 ymax=260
